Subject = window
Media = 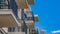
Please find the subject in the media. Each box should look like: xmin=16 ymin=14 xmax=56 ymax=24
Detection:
xmin=0 ymin=0 xmax=10 ymax=9
xmin=29 ymin=29 xmax=34 ymax=33
xmin=8 ymin=27 xmax=15 ymax=32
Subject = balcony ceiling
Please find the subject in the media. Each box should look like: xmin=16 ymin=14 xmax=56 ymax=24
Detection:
xmin=0 ymin=9 xmax=21 ymax=27
xmin=0 ymin=14 xmax=18 ymax=27
xmin=15 ymin=0 xmax=34 ymax=9
xmin=15 ymin=0 xmax=28 ymax=9
xmin=27 ymin=0 xmax=34 ymax=4
xmin=26 ymin=23 xmax=34 ymax=28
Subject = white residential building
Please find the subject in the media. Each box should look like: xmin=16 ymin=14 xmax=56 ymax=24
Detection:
xmin=0 ymin=0 xmax=38 ymax=34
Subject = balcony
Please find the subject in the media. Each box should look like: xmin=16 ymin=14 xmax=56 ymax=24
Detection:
xmin=25 ymin=20 xmax=34 ymax=28
xmin=23 ymin=11 xmax=33 ymax=20
xmin=15 ymin=0 xmax=28 ymax=9
xmin=7 ymin=32 xmax=25 ymax=34
xmin=29 ymin=29 xmax=37 ymax=34
xmin=27 ymin=0 xmax=34 ymax=4
xmin=0 ymin=9 xmax=21 ymax=27
xmin=0 ymin=28 xmax=7 ymax=34
xmin=34 ymin=15 xmax=38 ymax=21
xmin=0 ymin=28 xmax=25 ymax=34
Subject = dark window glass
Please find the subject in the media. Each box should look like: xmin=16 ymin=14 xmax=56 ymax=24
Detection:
xmin=0 ymin=0 xmax=10 ymax=9
xmin=29 ymin=29 xmax=34 ymax=33
xmin=8 ymin=27 xmax=15 ymax=32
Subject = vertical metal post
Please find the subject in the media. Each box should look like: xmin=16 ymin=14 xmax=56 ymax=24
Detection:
xmin=7 ymin=0 xmax=10 ymax=9
xmin=21 ymin=8 xmax=27 ymax=34
xmin=0 ymin=0 xmax=1 ymax=9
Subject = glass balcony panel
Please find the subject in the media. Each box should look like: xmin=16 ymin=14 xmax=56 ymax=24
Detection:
xmin=23 ymin=11 xmax=33 ymax=20
xmin=25 ymin=20 xmax=34 ymax=28
xmin=8 ymin=32 xmax=25 ymax=34
xmin=25 ymin=20 xmax=34 ymax=23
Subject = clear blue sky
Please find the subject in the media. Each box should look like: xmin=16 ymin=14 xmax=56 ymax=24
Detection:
xmin=30 ymin=0 xmax=60 ymax=34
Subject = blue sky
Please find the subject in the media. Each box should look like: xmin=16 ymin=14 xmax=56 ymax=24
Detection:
xmin=30 ymin=0 xmax=60 ymax=34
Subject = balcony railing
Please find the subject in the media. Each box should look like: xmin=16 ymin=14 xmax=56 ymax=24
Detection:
xmin=0 ymin=28 xmax=7 ymax=34
xmin=7 ymin=32 xmax=25 ymax=34
xmin=29 ymin=29 xmax=37 ymax=34
xmin=23 ymin=11 xmax=34 ymax=20
xmin=0 ymin=0 xmax=10 ymax=9
xmin=0 ymin=0 xmax=18 ymax=18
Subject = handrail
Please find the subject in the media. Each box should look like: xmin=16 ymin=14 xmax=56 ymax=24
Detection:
xmin=0 ymin=28 xmax=7 ymax=34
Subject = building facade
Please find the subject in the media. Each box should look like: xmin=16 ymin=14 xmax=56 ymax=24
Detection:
xmin=0 ymin=0 xmax=38 ymax=34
